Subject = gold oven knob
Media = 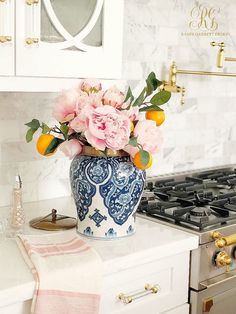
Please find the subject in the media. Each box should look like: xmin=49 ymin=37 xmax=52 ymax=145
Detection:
xmin=214 ymin=251 xmax=231 ymax=271
xmin=211 ymin=231 xmax=236 ymax=248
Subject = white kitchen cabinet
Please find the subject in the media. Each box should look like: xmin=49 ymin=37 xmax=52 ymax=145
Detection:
xmin=0 ymin=197 xmax=198 ymax=314
xmin=16 ymin=0 xmax=123 ymax=78
xmin=0 ymin=0 xmax=124 ymax=91
xmin=100 ymin=251 xmax=190 ymax=314
xmin=0 ymin=0 xmax=14 ymax=75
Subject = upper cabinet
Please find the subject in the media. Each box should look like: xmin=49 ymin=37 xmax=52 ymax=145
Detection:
xmin=0 ymin=0 xmax=14 ymax=76
xmin=0 ymin=0 xmax=124 ymax=91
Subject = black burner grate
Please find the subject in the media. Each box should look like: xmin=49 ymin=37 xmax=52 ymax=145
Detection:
xmin=138 ymin=167 xmax=236 ymax=231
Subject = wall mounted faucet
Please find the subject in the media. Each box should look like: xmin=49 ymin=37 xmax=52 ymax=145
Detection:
xmin=211 ymin=41 xmax=236 ymax=68
xmin=161 ymin=63 xmax=185 ymax=104
xmin=162 ymin=43 xmax=236 ymax=105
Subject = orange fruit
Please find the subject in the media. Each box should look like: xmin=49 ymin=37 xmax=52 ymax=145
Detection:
xmin=36 ymin=134 xmax=55 ymax=156
xmin=133 ymin=151 xmax=153 ymax=170
xmin=145 ymin=111 xmax=165 ymax=126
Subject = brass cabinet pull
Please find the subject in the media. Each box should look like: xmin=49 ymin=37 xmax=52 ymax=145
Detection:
xmin=0 ymin=36 xmax=12 ymax=43
xmin=26 ymin=0 xmax=39 ymax=5
xmin=25 ymin=37 xmax=39 ymax=45
xmin=118 ymin=283 xmax=159 ymax=304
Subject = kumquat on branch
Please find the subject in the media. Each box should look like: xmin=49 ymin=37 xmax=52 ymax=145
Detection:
xmin=25 ymin=72 xmax=171 ymax=170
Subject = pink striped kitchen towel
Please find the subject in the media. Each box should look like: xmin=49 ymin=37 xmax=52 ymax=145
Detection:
xmin=16 ymin=231 xmax=102 ymax=314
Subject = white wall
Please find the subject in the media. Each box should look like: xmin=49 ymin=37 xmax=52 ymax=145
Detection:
xmin=0 ymin=0 xmax=236 ymax=206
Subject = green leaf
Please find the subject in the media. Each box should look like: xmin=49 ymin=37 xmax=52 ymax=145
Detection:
xmin=44 ymin=137 xmax=64 ymax=155
xmin=25 ymin=128 xmax=37 ymax=143
xmin=146 ymin=72 xmax=163 ymax=96
xmin=124 ymin=86 xmax=134 ymax=103
xmin=128 ymin=137 xmax=138 ymax=147
xmin=25 ymin=119 xmax=40 ymax=130
xmin=60 ymin=124 xmax=69 ymax=139
xmin=150 ymin=90 xmax=171 ymax=106
xmin=41 ymin=123 xmax=51 ymax=134
xmin=133 ymin=88 xmax=146 ymax=107
xmin=139 ymin=105 xmax=164 ymax=112
xmin=140 ymin=150 xmax=150 ymax=167
xmin=145 ymin=78 xmax=153 ymax=97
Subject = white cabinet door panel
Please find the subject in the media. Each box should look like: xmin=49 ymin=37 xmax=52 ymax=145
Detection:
xmin=0 ymin=0 xmax=14 ymax=76
xmin=16 ymin=0 xmax=123 ymax=78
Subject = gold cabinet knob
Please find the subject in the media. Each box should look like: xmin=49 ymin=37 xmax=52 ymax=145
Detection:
xmin=25 ymin=37 xmax=39 ymax=45
xmin=0 ymin=36 xmax=12 ymax=43
xmin=215 ymin=251 xmax=231 ymax=271
xmin=26 ymin=0 xmax=39 ymax=5
xmin=0 ymin=0 xmax=6 ymax=2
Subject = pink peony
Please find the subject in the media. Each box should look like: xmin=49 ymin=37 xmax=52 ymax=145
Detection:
xmin=59 ymin=139 xmax=83 ymax=159
xmin=123 ymin=106 xmax=139 ymax=121
xmin=53 ymin=89 xmax=78 ymax=123
xmin=69 ymin=91 xmax=103 ymax=133
xmin=102 ymin=86 xmax=125 ymax=109
xmin=135 ymin=120 xmax=163 ymax=153
xmin=80 ymin=79 xmax=102 ymax=93
xmin=124 ymin=120 xmax=163 ymax=157
xmin=84 ymin=105 xmax=130 ymax=151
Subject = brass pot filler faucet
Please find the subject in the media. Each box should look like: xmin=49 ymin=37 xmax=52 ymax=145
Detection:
xmin=162 ymin=42 xmax=236 ymax=105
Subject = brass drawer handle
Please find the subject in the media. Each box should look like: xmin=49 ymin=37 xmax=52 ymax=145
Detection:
xmin=25 ymin=37 xmax=39 ymax=45
xmin=0 ymin=36 xmax=12 ymax=43
xmin=118 ymin=283 xmax=159 ymax=304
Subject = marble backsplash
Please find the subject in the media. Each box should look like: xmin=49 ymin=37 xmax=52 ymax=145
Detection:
xmin=1 ymin=0 xmax=236 ymax=206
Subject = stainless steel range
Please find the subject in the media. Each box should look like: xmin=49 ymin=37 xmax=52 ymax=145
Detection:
xmin=137 ymin=166 xmax=236 ymax=314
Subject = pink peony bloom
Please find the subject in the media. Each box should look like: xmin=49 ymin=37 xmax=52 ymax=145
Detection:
xmin=53 ymin=89 xmax=79 ymax=123
xmin=59 ymin=139 xmax=82 ymax=159
xmin=80 ymin=79 xmax=102 ymax=93
xmin=124 ymin=120 xmax=163 ymax=158
xmin=135 ymin=120 xmax=163 ymax=154
xmin=69 ymin=91 xmax=103 ymax=133
xmin=84 ymin=105 xmax=130 ymax=151
xmin=103 ymin=86 xmax=125 ymax=109
xmin=123 ymin=106 xmax=139 ymax=121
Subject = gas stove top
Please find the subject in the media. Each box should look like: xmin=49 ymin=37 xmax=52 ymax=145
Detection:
xmin=137 ymin=166 xmax=236 ymax=243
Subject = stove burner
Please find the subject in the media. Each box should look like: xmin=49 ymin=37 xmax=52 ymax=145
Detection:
xmin=190 ymin=207 xmax=211 ymax=217
xmin=138 ymin=167 xmax=236 ymax=231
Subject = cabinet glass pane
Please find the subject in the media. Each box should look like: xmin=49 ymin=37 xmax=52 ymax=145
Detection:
xmin=41 ymin=0 xmax=102 ymax=48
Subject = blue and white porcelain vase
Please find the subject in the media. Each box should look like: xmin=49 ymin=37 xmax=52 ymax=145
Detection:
xmin=70 ymin=146 xmax=146 ymax=239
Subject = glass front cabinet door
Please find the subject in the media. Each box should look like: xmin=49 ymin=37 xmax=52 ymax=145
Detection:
xmin=15 ymin=0 xmax=124 ymax=78
xmin=0 ymin=0 xmax=14 ymax=76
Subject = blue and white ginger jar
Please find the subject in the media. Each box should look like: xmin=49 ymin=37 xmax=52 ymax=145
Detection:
xmin=70 ymin=148 xmax=145 ymax=239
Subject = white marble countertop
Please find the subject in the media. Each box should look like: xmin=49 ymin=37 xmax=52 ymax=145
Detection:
xmin=0 ymin=197 xmax=198 ymax=308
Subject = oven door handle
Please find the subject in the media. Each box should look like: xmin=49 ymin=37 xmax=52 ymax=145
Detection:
xmin=200 ymin=269 xmax=236 ymax=289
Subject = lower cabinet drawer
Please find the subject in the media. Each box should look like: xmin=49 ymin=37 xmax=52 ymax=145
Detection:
xmin=100 ymin=251 xmax=190 ymax=314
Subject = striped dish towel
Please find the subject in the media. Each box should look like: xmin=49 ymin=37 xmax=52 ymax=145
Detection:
xmin=16 ymin=231 xmax=102 ymax=314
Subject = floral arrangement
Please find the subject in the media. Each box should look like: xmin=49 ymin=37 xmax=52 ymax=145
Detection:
xmin=25 ymin=72 xmax=171 ymax=170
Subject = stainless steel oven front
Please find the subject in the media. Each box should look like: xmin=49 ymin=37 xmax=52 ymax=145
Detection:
xmin=190 ymin=270 xmax=236 ymax=314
